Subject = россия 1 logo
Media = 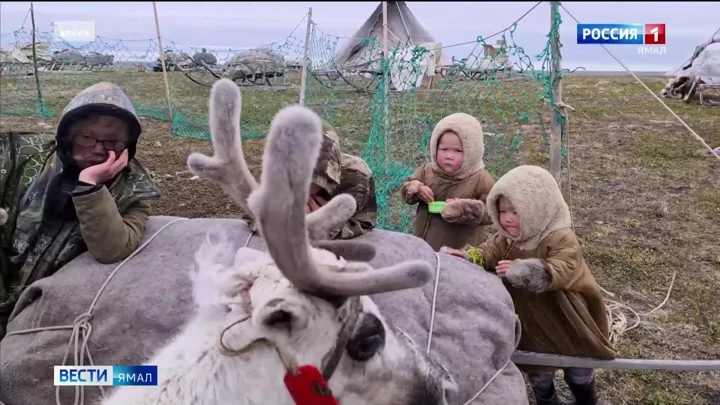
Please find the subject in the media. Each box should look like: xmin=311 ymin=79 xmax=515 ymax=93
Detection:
xmin=576 ymin=23 xmax=666 ymax=55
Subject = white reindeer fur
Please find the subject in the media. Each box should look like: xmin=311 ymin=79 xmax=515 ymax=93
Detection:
xmin=101 ymin=79 xmax=455 ymax=405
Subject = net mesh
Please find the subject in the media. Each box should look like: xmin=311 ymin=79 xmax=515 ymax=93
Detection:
xmin=0 ymin=3 xmax=570 ymax=233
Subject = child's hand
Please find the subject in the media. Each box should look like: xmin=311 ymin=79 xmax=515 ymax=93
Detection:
xmin=496 ymin=260 xmax=515 ymax=276
xmin=440 ymin=246 xmax=469 ymax=260
xmin=78 ymin=149 xmax=129 ymax=185
xmin=417 ymin=185 xmax=434 ymax=203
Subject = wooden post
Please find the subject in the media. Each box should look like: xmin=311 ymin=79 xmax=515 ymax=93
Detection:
xmin=30 ymin=3 xmax=43 ymax=109
xmin=152 ymin=1 xmax=174 ymax=122
xmin=298 ymin=8 xmax=313 ymax=106
xmin=548 ymin=1 xmax=564 ymax=182
xmin=513 ymin=350 xmax=720 ymax=372
xmin=382 ymin=1 xmax=390 ymax=171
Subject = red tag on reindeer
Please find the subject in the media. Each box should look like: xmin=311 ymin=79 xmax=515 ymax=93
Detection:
xmin=284 ymin=365 xmax=339 ymax=405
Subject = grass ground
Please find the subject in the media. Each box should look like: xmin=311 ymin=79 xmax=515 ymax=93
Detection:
xmin=1 ymin=69 xmax=719 ymax=405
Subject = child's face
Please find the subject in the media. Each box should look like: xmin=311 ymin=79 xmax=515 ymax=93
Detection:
xmin=435 ymin=131 xmax=463 ymax=175
xmin=70 ymin=115 xmax=128 ymax=169
xmin=498 ymin=196 xmax=521 ymax=238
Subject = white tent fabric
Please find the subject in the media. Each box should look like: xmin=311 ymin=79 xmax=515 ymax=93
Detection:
xmin=333 ymin=2 xmax=450 ymax=91
xmin=688 ymin=43 xmax=720 ymax=84
xmin=665 ymin=28 xmax=720 ymax=83
xmin=389 ymin=41 xmax=442 ymax=91
xmin=661 ymin=28 xmax=720 ymax=102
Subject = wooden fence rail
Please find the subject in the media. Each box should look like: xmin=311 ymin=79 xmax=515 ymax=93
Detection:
xmin=513 ymin=351 xmax=720 ymax=372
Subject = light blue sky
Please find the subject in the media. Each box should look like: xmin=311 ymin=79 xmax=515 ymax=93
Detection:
xmin=1 ymin=1 xmax=717 ymax=72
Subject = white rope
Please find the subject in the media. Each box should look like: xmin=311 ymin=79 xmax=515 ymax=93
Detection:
xmin=425 ymin=252 xmax=442 ymax=354
xmin=549 ymin=7 xmax=682 ymax=345
xmin=559 ymin=3 xmax=720 ymax=162
xmin=5 ymin=217 xmax=188 ymax=405
xmin=603 ymin=270 xmax=677 ymax=345
xmin=426 ymin=252 xmax=516 ymax=404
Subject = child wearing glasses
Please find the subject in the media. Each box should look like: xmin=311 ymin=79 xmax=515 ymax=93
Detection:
xmin=0 ymin=81 xmax=160 ymax=338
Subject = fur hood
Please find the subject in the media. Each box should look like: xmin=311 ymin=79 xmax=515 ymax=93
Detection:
xmin=487 ymin=165 xmax=572 ymax=251
xmin=429 ymin=113 xmax=485 ymax=180
xmin=55 ymin=81 xmax=142 ymax=168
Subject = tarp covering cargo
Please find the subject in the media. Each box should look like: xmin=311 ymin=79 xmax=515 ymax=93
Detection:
xmin=0 ymin=216 xmax=528 ymax=405
xmin=84 ymin=51 xmax=114 ymax=66
xmin=224 ymin=48 xmax=286 ymax=78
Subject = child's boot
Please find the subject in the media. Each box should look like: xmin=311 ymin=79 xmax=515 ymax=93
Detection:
xmin=532 ymin=382 xmax=561 ymax=405
xmin=564 ymin=375 xmax=598 ymax=405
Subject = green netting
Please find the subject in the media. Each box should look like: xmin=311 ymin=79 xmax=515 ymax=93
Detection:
xmin=0 ymin=24 xmax=307 ymax=141
xmin=302 ymin=5 xmax=570 ymax=232
xmin=1 ymin=3 xmax=573 ymax=233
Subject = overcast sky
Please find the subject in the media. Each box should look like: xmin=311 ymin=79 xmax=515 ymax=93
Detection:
xmin=1 ymin=1 xmax=717 ymax=71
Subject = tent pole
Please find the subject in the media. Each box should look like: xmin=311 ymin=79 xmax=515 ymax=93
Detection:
xmin=383 ymin=2 xmax=388 ymax=57
xmin=30 ymin=3 xmax=43 ymax=109
xmin=382 ymin=1 xmax=390 ymax=172
xmin=299 ymin=8 xmax=313 ymax=106
xmin=153 ymin=1 xmax=174 ymax=123
xmin=548 ymin=1 xmax=564 ymax=183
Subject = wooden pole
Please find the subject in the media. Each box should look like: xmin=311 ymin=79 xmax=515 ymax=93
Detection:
xmin=382 ymin=1 xmax=390 ymax=171
xmin=152 ymin=1 xmax=174 ymax=122
xmin=382 ymin=2 xmax=388 ymax=58
xmin=513 ymin=350 xmax=720 ymax=372
xmin=548 ymin=1 xmax=564 ymax=182
xmin=30 ymin=3 xmax=43 ymax=109
xmin=298 ymin=8 xmax=313 ymax=106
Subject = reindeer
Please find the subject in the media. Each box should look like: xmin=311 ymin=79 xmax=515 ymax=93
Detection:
xmin=101 ymin=79 xmax=458 ymax=405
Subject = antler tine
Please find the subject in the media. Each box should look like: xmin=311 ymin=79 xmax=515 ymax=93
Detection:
xmin=246 ymin=105 xmax=433 ymax=298
xmin=306 ymin=193 xmax=356 ymax=240
xmin=187 ymin=79 xmax=258 ymax=214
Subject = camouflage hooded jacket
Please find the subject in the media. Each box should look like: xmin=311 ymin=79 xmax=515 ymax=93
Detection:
xmin=0 ymin=82 xmax=160 ymax=332
xmin=243 ymin=120 xmax=377 ymax=239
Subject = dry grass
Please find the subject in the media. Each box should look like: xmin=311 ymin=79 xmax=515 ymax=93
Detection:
xmin=1 ymin=69 xmax=719 ymax=404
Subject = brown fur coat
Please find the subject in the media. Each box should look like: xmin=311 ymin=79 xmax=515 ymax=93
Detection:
xmin=400 ymin=113 xmax=495 ymax=251
xmin=465 ymin=165 xmax=617 ymax=370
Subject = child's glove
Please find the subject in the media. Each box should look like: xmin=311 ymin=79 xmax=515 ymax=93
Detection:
xmin=0 ymin=208 xmax=7 ymax=226
xmin=403 ymin=180 xmax=423 ymax=197
xmin=403 ymin=180 xmax=434 ymax=203
xmin=439 ymin=245 xmax=485 ymax=267
xmin=501 ymin=258 xmax=551 ymax=293
xmin=441 ymin=199 xmax=486 ymax=225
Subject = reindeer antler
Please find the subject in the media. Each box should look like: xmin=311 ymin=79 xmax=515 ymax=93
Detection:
xmin=188 ymin=79 xmax=375 ymax=261
xmin=187 ymin=79 xmax=258 ymax=214
xmin=246 ymin=104 xmax=434 ymax=298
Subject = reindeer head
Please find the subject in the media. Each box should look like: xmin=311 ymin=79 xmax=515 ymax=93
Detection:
xmin=186 ymin=79 xmax=458 ymax=404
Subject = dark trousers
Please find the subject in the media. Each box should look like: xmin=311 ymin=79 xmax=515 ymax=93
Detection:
xmin=528 ymin=368 xmax=595 ymax=399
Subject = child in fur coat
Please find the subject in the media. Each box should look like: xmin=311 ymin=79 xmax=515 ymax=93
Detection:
xmin=442 ymin=165 xmax=617 ymax=405
xmin=399 ymin=113 xmax=495 ymax=251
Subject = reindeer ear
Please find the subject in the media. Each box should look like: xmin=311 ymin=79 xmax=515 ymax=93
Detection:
xmin=346 ymin=313 xmax=386 ymax=361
